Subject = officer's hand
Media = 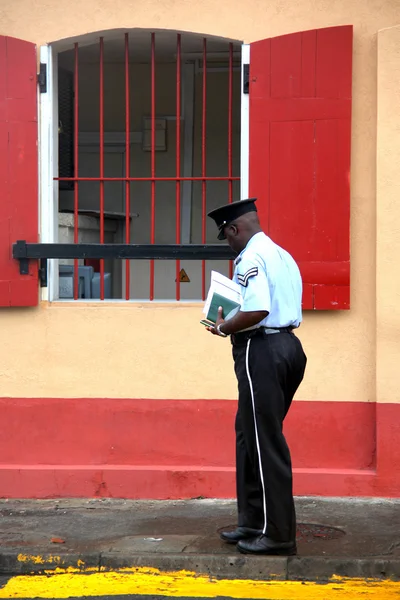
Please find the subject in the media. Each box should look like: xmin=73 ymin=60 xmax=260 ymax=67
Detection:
xmin=206 ymin=307 xmax=225 ymax=336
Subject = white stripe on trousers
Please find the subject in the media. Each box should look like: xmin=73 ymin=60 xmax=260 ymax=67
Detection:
xmin=245 ymin=338 xmax=268 ymax=535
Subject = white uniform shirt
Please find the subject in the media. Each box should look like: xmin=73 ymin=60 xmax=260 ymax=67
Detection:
xmin=232 ymin=232 xmax=303 ymax=330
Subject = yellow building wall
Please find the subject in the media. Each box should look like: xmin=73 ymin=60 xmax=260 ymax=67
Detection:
xmin=0 ymin=0 xmax=399 ymax=402
xmin=377 ymin=24 xmax=400 ymax=406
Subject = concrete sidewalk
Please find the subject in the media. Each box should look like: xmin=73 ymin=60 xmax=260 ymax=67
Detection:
xmin=0 ymin=497 xmax=399 ymax=582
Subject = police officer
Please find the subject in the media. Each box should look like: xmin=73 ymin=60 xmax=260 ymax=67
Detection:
xmin=207 ymin=198 xmax=307 ymax=556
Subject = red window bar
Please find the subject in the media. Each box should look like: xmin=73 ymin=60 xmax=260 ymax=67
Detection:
xmin=150 ymin=32 xmax=156 ymax=301
xmin=59 ymin=32 xmax=240 ymax=302
xmin=99 ymin=36 xmax=105 ymax=300
xmin=228 ymin=42 xmax=234 ymax=280
xmin=201 ymin=38 xmax=207 ymax=301
xmin=73 ymin=42 xmax=79 ymax=300
xmin=176 ymin=33 xmax=181 ymax=301
xmin=125 ymin=32 xmax=131 ymax=300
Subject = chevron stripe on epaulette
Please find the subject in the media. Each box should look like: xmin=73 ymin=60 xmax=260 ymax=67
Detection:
xmin=237 ymin=266 xmax=258 ymax=287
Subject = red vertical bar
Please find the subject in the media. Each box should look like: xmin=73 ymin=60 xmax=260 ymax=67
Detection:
xmin=125 ymin=32 xmax=131 ymax=300
xmin=201 ymin=38 xmax=207 ymax=301
xmin=150 ymin=32 xmax=156 ymax=300
xmin=228 ymin=42 xmax=234 ymax=279
xmin=73 ymin=43 xmax=79 ymax=300
xmin=175 ymin=33 xmax=181 ymax=301
xmin=99 ymin=37 xmax=105 ymax=300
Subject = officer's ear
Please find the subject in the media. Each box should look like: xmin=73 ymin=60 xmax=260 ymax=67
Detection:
xmin=227 ymin=222 xmax=239 ymax=237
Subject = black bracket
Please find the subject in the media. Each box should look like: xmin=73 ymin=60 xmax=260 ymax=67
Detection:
xmin=39 ymin=258 xmax=48 ymax=288
xmin=243 ymin=64 xmax=249 ymax=94
xmin=38 ymin=63 xmax=47 ymax=94
xmin=19 ymin=258 xmax=29 ymax=275
xmin=14 ymin=240 xmax=29 ymax=275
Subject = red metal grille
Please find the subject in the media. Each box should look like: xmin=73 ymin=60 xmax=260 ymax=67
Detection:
xmin=56 ymin=32 xmax=240 ymax=301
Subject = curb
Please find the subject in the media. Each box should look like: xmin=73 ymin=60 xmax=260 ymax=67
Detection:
xmin=2 ymin=551 xmax=400 ymax=582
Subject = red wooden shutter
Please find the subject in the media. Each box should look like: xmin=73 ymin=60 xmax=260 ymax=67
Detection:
xmin=249 ymin=26 xmax=352 ymax=310
xmin=0 ymin=36 xmax=38 ymax=307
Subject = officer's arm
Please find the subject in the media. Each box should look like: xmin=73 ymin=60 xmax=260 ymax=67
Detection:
xmin=218 ymin=309 xmax=268 ymax=336
xmin=219 ymin=257 xmax=270 ymax=336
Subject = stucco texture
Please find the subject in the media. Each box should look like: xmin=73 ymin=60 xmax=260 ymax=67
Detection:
xmin=0 ymin=1 xmax=399 ymax=401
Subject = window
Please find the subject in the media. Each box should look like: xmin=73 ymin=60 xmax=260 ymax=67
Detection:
xmin=43 ymin=30 xmax=242 ymax=301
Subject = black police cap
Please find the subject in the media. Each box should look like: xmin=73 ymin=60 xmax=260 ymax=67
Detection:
xmin=207 ymin=198 xmax=257 ymax=240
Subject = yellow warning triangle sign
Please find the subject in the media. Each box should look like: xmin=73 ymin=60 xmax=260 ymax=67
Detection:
xmin=177 ymin=268 xmax=190 ymax=283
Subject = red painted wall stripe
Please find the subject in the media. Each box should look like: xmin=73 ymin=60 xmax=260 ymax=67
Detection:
xmin=0 ymin=398 xmax=398 ymax=498
xmin=0 ymin=398 xmax=375 ymax=470
xmin=0 ymin=466 xmax=378 ymax=500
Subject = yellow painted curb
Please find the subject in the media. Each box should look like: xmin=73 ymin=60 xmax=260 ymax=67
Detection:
xmin=0 ymin=566 xmax=399 ymax=599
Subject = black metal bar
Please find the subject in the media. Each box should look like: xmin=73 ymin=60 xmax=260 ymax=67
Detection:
xmin=13 ymin=241 xmax=236 ymax=263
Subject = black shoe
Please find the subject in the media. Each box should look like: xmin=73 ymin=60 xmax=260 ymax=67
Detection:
xmin=237 ymin=534 xmax=297 ymax=555
xmin=220 ymin=527 xmax=263 ymax=544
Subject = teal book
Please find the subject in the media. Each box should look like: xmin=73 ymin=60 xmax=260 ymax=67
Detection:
xmin=206 ymin=292 xmax=240 ymax=324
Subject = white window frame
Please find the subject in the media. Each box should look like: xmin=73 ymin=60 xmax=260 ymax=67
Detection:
xmin=39 ymin=44 xmax=59 ymax=301
xmin=240 ymin=43 xmax=250 ymax=199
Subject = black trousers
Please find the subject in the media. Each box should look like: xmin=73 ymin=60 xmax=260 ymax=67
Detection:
xmin=232 ymin=329 xmax=307 ymax=543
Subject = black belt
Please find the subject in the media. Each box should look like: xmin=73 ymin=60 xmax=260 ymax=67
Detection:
xmin=231 ymin=326 xmax=294 ymax=345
